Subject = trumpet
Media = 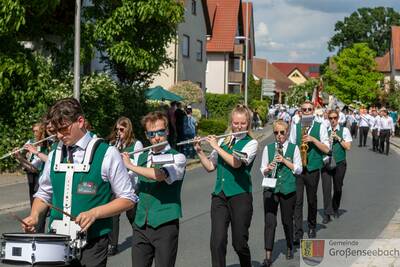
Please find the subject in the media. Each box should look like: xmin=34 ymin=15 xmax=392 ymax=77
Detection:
xmin=128 ymin=141 xmax=168 ymax=155
xmin=0 ymin=135 xmax=56 ymax=160
xmin=176 ymin=130 xmax=248 ymax=146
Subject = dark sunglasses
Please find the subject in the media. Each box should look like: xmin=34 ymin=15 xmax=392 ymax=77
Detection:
xmin=328 ymin=116 xmax=338 ymax=120
xmin=146 ymin=129 xmax=167 ymax=138
xmin=273 ymin=130 xmax=286 ymax=135
xmin=116 ymin=127 xmax=125 ymax=132
xmin=302 ymin=108 xmax=313 ymax=112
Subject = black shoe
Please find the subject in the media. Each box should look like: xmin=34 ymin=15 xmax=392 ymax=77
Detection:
xmin=294 ymin=238 xmax=301 ymax=246
xmin=322 ymin=214 xmax=331 ymax=224
xmin=308 ymin=229 xmax=316 ymax=238
xmin=333 ymin=210 xmax=340 ymax=219
xmin=261 ymin=258 xmax=273 ymax=267
xmin=286 ymin=247 xmax=294 ymax=260
xmin=107 ymin=245 xmax=118 ymax=256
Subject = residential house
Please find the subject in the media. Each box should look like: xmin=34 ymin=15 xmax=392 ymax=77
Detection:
xmin=252 ymin=58 xmax=294 ymax=103
xmin=150 ymin=0 xmax=212 ymax=104
xmin=272 ymin=62 xmax=320 ymax=85
xmin=205 ymin=0 xmax=255 ymax=95
xmin=375 ymin=26 xmax=400 ymax=91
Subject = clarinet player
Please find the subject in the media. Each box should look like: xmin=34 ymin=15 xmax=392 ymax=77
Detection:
xmin=260 ymin=120 xmax=302 ymax=267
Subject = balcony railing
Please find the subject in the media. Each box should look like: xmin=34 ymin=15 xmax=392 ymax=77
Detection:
xmin=234 ymin=44 xmax=244 ymax=55
xmin=228 ymin=71 xmax=244 ymax=83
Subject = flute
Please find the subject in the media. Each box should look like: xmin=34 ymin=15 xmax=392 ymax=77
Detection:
xmin=0 ymin=134 xmax=56 ymax=160
xmin=176 ymin=130 xmax=248 ymax=146
xmin=128 ymin=141 xmax=168 ymax=155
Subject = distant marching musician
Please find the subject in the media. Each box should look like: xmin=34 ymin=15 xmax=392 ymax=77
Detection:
xmin=194 ymin=104 xmax=258 ymax=267
xmin=260 ymin=120 xmax=302 ymax=267
xmin=22 ymin=98 xmax=137 ymax=267
xmin=122 ymin=111 xmax=186 ymax=267
xmin=377 ymin=108 xmax=395 ymax=155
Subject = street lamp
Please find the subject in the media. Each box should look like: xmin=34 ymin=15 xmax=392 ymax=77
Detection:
xmin=73 ymin=0 xmax=81 ymax=101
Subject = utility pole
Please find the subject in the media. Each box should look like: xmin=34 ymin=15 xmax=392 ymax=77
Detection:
xmin=244 ymin=0 xmax=249 ymax=106
xmin=73 ymin=0 xmax=81 ymax=101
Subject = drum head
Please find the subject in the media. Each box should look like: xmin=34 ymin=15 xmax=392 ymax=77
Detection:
xmin=2 ymin=232 xmax=70 ymax=242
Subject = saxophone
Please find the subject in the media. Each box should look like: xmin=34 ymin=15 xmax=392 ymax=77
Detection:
xmin=299 ymin=115 xmax=314 ymax=166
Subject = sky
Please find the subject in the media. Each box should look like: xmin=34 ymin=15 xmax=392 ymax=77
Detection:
xmin=252 ymin=0 xmax=400 ymax=64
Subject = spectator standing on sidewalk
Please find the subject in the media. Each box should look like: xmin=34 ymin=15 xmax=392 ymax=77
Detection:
xmin=183 ymin=106 xmax=197 ymax=159
xmin=175 ymin=102 xmax=187 ymax=152
xmin=167 ymin=101 xmax=177 ymax=148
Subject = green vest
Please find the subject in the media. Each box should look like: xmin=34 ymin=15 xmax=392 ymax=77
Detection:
xmin=295 ymin=122 xmax=324 ymax=171
xmin=267 ymin=142 xmax=297 ymax=195
xmin=28 ymin=139 xmax=48 ymax=174
xmin=134 ymin=149 xmax=184 ymax=228
xmin=329 ymin=127 xmax=346 ymax=163
xmin=122 ymin=142 xmax=136 ymax=160
xmin=49 ymin=142 xmax=112 ymax=240
xmin=214 ymin=135 xmax=255 ymax=197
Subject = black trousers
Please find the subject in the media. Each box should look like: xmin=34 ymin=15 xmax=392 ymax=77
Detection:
xmin=321 ymin=161 xmax=347 ymax=215
xmin=210 ymin=191 xmax=253 ymax=267
xmin=350 ymin=123 xmax=358 ymax=138
xmin=358 ymin=126 xmax=369 ymax=146
xmin=379 ymin=129 xmax=391 ymax=155
xmin=372 ymin=129 xmax=379 ymax=151
xmin=27 ymin=172 xmax=40 ymax=206
xmin=131 ymin=220 xmax=179 ymax=267
xmin=109 ymin=207 xmax=136 ymax=247
xmin=69 ymin=235 xmax=109 ymax=267
xmin=263 ymin=190 xmax=296 ymax=251
xmin=294 ymin=169 xmax=319 ymax=239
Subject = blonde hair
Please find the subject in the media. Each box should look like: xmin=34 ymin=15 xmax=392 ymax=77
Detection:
xmin=224 ymin=104 xmax=253 ymax=144
xmin=272 ymin=119 xmax=288 ymax=131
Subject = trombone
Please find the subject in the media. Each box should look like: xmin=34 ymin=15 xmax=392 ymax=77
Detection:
xmin=176 ymin=130 xmax=248 ymax=146
xmin=0 ymin=135 xmax=56 ymax=160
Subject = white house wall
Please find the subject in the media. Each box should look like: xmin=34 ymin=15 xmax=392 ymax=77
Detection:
xmin=206 ymin=53 xmax=228 ymax=94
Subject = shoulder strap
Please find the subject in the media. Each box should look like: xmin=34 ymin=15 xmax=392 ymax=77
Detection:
xmin=83 ymin=138 xmax=105 ymax=165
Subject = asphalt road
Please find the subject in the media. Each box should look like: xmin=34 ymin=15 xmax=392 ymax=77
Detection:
xmin=1 ymin=133 xmax=400 ymax=267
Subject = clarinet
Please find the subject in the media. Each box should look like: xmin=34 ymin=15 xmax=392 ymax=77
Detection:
xmin=270 ymin=142 xmax=284 ymax=178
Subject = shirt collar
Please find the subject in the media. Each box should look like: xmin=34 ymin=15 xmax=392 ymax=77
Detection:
xmin=328 ymin=124 xmax=340 ymax=131
xmin=73 ymin=132 xmax=91 ymax=150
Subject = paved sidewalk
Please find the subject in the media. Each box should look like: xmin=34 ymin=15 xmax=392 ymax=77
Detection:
xmin=390 ymin=136 xmax=400 ymax=149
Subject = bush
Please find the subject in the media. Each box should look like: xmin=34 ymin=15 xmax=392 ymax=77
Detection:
xmin=197 ymin=118 xmax=228 ymax=136
xmin=205 ymin=93 xmax=243 ymax=119
xmin=250 ymin=99 xmax=269 ymax=123
xmin=170 ymin=81 xmax=203 ymax=105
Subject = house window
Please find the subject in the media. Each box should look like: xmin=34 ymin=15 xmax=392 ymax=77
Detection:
xmin=228 ymin=85 xmax=241 ymax=94
xmin=196 ymin=40 xmax=203 ymax=61
xmin=234 ymin=57 xmax=241 ymax=72
xmin=291 ymin=72 xmax=300 ymax=78
xmin=191 ymin=0 xmax=197 ymax=15
xmin=182 ymin=35 xmax=190 ymax=57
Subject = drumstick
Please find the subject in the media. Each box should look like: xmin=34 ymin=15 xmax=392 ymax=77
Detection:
xmin=43 ymin=201 xmax=76 ymax=221
xmin=9 ymin=212 xmax=29 ymax=227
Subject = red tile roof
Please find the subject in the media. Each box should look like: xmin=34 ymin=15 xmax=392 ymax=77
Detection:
xmin=272 ymin=62 xmax=321 ymax=79
xmin=375 ymin=52 xmax=390 ymax=73
xmin=392 ymin=26 xmax=400 ymax=70
xmin=206 ymin=0 xmax=242 ymax=52
xmin=253 ymin=58 xmax=294 ymax=92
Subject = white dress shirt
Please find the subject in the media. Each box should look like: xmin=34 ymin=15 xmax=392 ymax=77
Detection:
xmin=328 ymin=125 xmax=353 ymax=143
xmin=338 ymin=112 xmax=346 ymax=125
xmin=209 ymin=135 xmax=258 ymax=168
xmin=125 ymin=140 xmax=143 ymax=190
xmin=35 ymin=132 xmax=138 ymax=203
xmin=378 ymin=116 xmax=395 ymax=132
xmin=141 ymin=144 xmax=186 ymax=185
xmin=24 ymin=140 xmax=44 ymax=170
xmin=369 ymin=115 xmax=379 ymax=130
xmin=358 ymin=114 xmax=371 ymax=127
xmin=260 ymin=140 xmax=302 ymax=176
xmin=289 ymin=120 xmax=330 ymax=148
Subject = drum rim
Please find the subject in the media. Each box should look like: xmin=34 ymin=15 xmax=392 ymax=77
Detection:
xmin=2 ymin=232 xmax=70 ymax=241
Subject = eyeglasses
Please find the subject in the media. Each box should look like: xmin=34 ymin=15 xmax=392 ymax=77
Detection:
xmin=146 ymin=129 xmax=167 ymax=138
xmin=302 ymin=108 xmax=313 ymax=112
xmin=116 ymin=127 xmax=125 ymax=132
xmin=328 ymin=116 xmax=338 ymax=120
xmin=273 ymin=130 xmax=286 ymax=135
xmin=56 ymin=121 xmax=75 ymax=135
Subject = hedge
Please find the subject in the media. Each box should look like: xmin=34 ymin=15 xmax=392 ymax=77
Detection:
xmin=197 ymin=118 xmax=228 ymax=136
xmin=205 ymin=93 xmax=243 ymax=119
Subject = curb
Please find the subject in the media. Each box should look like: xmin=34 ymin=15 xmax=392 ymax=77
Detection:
xmin=0 ymin=201 xmax=30 ymax=215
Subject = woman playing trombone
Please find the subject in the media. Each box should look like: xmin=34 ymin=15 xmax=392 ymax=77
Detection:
xmin=194 ymin=104 xmax=258 ymax=267
xmin=259 ymin=120 xmax=302 ymax=267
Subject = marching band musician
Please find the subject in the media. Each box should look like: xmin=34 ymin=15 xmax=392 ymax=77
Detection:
xmin=369 ymin=108 xmax=380 ymax=152
xmin=22 ymin=98 xmax=137 ymax=267
xmin=260 ymin=120 xmax=302 ymax=267
xmin=377 ymin=108 xmax=395 ymax=155
xmin=122 ymin=111 xmax=186 ymax=267
xmin=107 ymin=116 xmax=143 ymax=256
xmin=358 ymin=107 xmax=371 ymax=147
xmin=321 ymin=110 xmax=352 ymax=224
xmin=289 ymin=100 xmax=330 ymax=242
xmin=194 ymin=104 xmax=258 ymax=267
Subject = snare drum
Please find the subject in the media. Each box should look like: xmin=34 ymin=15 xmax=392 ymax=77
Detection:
xmin=0 ymin=233 xmax=71 ymax=265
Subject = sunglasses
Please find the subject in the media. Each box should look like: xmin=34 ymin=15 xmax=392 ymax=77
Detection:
xmin=116 ymin=127 xmax=125 ymax=132
xmin=273 ymin=130 xmax=286 ymax=135
xmin=302 ymin=108 xmax=313 ymax=112
xmin=328 ymin=116 xmax=338 ymax=120
xmin=146 ymin=129 xmax=167 ymax=138
xmin=56 ymin=121 xmax=75 ymax=135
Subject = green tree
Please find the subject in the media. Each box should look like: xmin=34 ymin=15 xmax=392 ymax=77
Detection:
xmin=169 ymin=81 xmax=203 ymax=105
xmin=286 ymin=79 xmax=319 ymax=106
xmin=248 ymin=75 xmax=261 ymax=103
xmin=328 ymin=7 xmax=400 ymax=57
xmin=324 ymin=43 xmax=383 ymax=105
